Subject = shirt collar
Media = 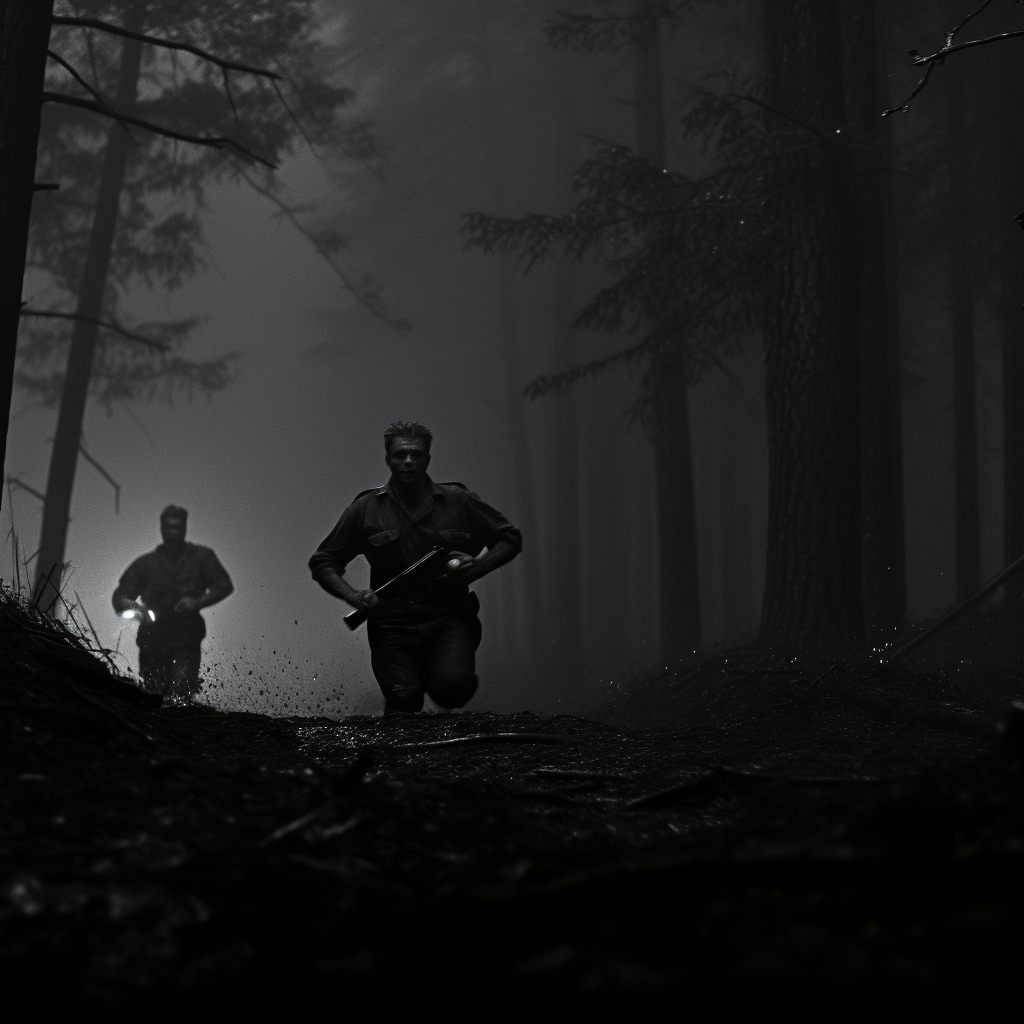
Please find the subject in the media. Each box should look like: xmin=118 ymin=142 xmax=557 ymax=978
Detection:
xmin=382 ymin=476 xmax=444 ymax=503
xmin=157 ymin=541 xmax=189 ymax=559
xmin=382 ymin=476 xmax=443 ymax=522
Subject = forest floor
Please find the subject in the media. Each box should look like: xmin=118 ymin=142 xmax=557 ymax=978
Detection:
xmin=1 ymin=588 xmax=1022 ymax=1008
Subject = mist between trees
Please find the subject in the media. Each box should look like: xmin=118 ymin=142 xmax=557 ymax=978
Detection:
xmin=2 ymin=0 xmax=1023 ymax=714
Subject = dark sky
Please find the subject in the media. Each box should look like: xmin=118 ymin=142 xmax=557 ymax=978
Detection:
xmin=2 ymin=0 xmax=1011 ymax=716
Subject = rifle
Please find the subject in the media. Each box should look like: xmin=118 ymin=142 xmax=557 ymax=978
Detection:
xmin=343 ymin=546 xmax=454 ymax=630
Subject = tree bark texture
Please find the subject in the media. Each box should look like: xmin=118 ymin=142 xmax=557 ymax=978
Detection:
xmin=652 ymin=367 xmax=701 ymax=657
xmin=545 ymin=54 xmax=582 ymax=688
xmin=0 ymin=0 xmax=54 ymax=515
xmin=760 ymin=0 xmax=865 ymax=652
xmin=993 ymin=46 xmax=1024 ymax=595
xmin=476 ymin=5 xmax=547 ymax=667
xmin=717 ymin=375 xmax=753 ymax=634
xmin=34 ymin=8 xmax=145 ymax=609
xmin=632 ymin=7 xmax=702 ymax=659
xmin=842 ymin=0 xmax=907 ymax=643
xmin=944 ymin=52 xmax=981 ymax=603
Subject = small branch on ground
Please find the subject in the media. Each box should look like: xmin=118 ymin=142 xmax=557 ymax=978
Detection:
xmin=378 ymin=732 xmax=562 ymax=752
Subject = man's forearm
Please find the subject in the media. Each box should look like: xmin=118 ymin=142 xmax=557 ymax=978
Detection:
xmin=471 ymin=540 xmax=519 ymax=579
xmin=313 ymin=565 xmax=364 ymax=607
xmin=197 ymin=581 xmax=233 ymax=610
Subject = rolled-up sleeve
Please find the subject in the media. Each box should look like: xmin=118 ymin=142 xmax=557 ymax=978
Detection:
xmin=466 ymin=492 xmax=523 ymax=553
xmin=309 ymin=501 xmax=364 ymax=582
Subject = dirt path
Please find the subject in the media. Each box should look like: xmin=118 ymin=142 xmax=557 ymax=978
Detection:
xmin=1 ymin=595 xmax=1021 ymax=1004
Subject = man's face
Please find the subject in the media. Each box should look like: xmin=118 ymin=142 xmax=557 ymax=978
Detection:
xmin=385 ymin=437 xmax=430 ymax=487
xmin=160 ymin=516 xmax=186 ymax=547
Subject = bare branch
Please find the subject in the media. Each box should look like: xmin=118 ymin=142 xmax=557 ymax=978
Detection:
xmin=6 ymin=477 xmax=46 ymax=502
xmin=78 ymin=443 xmax=121 ymax=513
xmin=41 ymin=91 xmax=276 ymax=167
xmin=46 ymin=49 xmax=137 ymax=141
xmin=911 ymin=27 xmax=1024 ymax=66
xmin=20 ymin=308 xmax=170 ymax=351
xmin=884 ymin=0 xmax=1024 ymax=116
xmin=222 ymin=67 xmax=242 ymax=137
xmin=525 ymin=339 xmax=648 ymax=398
xmin=882 ymin=61 xmax=940 ymax=118
xmin=47 ymin=49 xmax=110 ymax=110
xmin=270 ymin=78 xmax=321 ymax=158
xmin=50 ymin=16 xmax=283 ymax=81
xmin=943 ymin=0 xmax=997 ymax=45
xmin=234 ymin=165 xmax=410 ymax=332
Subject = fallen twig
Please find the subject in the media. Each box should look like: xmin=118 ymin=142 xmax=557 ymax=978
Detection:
xmin=884 ymin=549 xmax=1024 ymax=663
xmin=624 ymin=767 xmax=883 ymax=810
xmin=257 ymin=806 xmax=325 ymax=849
xmin=378 ymin=732 xmax=562 ymax=752
xmin=504 ymin=786 xmax=619 ymax=806
xmin=317 ymin=816 xmax=361 ymax=839
xmin=529 ymin=768 xmax=631 ymax=782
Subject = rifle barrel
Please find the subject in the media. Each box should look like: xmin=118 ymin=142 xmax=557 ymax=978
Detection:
xmin=343 ymin=546 xmax=448 ymax=631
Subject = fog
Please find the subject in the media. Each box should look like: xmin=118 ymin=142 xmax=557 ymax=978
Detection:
xmin=3 ymin=0 xmax=1019 ymax=716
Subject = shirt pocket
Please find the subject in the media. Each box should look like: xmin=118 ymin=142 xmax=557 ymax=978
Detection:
xmin=175 ymin=567 xmax=204 ymax=597
xmin=368 ymin=529 xmax=400 ymax=547
xmin=439 ymin=529 xmax=471 ymax=549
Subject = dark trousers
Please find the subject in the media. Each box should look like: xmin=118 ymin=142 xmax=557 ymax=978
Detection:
xmin=368 ymin=609 xmax=482 ymax=713
xmin=138 ymin=643 xmax=202 ymax=699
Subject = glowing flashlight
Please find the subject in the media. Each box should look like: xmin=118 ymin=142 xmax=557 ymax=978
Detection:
xmin=121 ymin=605 xmax=155 ymax=622
xmin=447 ymin=558 xmax=462 ymax=570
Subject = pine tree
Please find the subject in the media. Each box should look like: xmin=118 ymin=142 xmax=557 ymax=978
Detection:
xmin=17 ymin=1 xmax=373 ymax=610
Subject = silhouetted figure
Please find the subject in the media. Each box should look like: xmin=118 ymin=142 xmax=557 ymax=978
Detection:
xmin=310 ymin=422 xmax=521 ymax=713
xmin=112 ymin=505 xmax=233 ymax=699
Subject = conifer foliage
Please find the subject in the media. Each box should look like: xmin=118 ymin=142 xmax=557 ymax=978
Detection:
xmin=465 ymin=0 xmax=866 ymax=650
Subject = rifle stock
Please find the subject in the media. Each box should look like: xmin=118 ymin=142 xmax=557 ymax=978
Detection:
xmin=343 ymin=605 xmax=372 ymax=630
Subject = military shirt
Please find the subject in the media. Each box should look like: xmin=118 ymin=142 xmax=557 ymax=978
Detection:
xmin=309 ymin=478 xmax=522 ymax=605
xmin=114 ymin=541 xmax=232 ymax=648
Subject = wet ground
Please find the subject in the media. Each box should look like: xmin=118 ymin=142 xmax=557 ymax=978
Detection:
xmin=1 ymin=589 xmax=1022 ymax=1006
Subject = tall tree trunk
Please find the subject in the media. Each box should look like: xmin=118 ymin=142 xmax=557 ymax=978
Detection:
xmin=476 ymin=6 xmax=547 ymax=670
xmin=718 ymin=375 xmax=753 ymax=634
xmin=994 ymin=46 xmax=1024 ymax=596
xmin=33 ymin=8 xmax=145 ymax=610
xmin=0 ymin=1 xmax=54 ymax=514
xmin=760 ymin=0 xmax=864 ymax=652
xmin=632 ymin=7 xmax=701 ymax=660
xmin=842 ymin=0 xmax=907 ymax=643
xmin=545 ymin=54 xmax=582 ymax=688
xmin=944 ymin=46 xmax=980 ymax=602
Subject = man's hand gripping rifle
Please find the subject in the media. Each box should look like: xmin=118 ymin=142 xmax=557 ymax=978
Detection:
xmin=343 ymin=546 xmax=463 ymax=630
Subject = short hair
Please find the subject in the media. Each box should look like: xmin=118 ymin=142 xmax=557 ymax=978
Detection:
xmin=384 ymin=421 xmax=433 ymax=456
xmin=160 ymin=504 xmax=188 ymax=523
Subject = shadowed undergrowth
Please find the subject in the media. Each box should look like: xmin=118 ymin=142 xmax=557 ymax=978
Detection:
xmin=1 ymin=586 xmax=1021 ymax=1005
